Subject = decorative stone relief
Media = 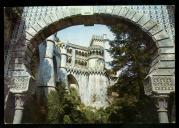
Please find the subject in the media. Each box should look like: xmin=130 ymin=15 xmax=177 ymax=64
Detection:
xmin=152 ymin=76 xmax=175 ymax=93
xmin=155 ymin=96 xmax=168 ymax=112
xmin=153 ymin=95 xmax=169 ymax=123
xmin=9 ymin=76 xmax=31 ymax=93
xmin=14 ymin=94 xmax=25 ymax=110
xmin=10 ymin=6 xmax=174 ymax=43
xmin=144 ymin=75 xmax=175 ymax=96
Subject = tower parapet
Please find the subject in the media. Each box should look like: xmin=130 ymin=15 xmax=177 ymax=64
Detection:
xmin=88 ymin=46 xmax=104 ymax=62
xmin=90 ymin=35 xmax=105 ymax=47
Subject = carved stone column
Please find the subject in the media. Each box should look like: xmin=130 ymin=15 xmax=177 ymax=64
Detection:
xmin=7 ymin=76 xmax=31 ymax=124
xmin=155 ymin=95 xmax=169 ymax=123
xmin=144 ymin=75 xmax=175 ymax=123
xmin=13 ymin=94 xmax=25 ymax=124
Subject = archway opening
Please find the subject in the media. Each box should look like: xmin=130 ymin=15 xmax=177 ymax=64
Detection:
xmin=67 ymin=74 xmax=80 ymax=98
xmin=28 ymin=15 xmax=157 ymax=111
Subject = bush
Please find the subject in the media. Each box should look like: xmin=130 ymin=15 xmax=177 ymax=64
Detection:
xmin=63 ymin=115 xmax=71 ymax=124
xmin=47 ymin=85 xmax=87 ymax=123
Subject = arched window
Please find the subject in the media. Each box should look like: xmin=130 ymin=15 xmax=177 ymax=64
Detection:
xmin=67 ymin=74 xmax=80 ymax=98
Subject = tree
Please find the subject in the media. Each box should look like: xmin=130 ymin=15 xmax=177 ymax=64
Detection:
xmin=47 ymin=84 xmax=110 ymax=124
xmin=47 ymin=84 xmax=87 ymax=124
xmin=106 ymin=22 xmax=158 ymax=123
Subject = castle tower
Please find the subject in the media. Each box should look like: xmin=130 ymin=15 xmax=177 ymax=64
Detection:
xmin=88 ymin=35 xmax=105 ymax=70
xmin=56 ymin=41 xmax=68 ymax=87
xmin=38 ymin=34 xmax=56 ymax=96
xmin=87 ymin=35 xmax=109 ymax=108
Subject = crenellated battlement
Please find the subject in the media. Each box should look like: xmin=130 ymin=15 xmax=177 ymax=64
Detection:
xmin=90 ymin=35 xmax=105 ymax=47
xmin=66 ymin=65 xmax=105 ymax=75
xmin=91 ymin=35 xmax=104 ymax=43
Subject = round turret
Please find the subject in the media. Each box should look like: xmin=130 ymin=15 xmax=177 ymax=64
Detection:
xmin=88 ymin=35 xmax=105 ymax=70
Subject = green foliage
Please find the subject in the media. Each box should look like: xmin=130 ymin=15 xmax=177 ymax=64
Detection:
xmin=63 ymin=115 xmax=71 ymax=124
xmin=95 ymin=108 xmax=109 ymax=123
xmin=47 ymin=85 xmax=110 ymax=124
xmin=105 ymin=23 xmax=158 ymax=123
xmin=47 ymin=85 xmax=87 ymax=123
xmin=81 ymin=106 xmax=109 ymax=123
xmin=47 ymin=88 xmax=62 ymax=123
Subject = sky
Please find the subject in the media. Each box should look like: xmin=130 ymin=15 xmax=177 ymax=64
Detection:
xmin=56 ymin=24 xmax=117 ymax=71
xmin=57 ymin=24 xmax=115 ymax=47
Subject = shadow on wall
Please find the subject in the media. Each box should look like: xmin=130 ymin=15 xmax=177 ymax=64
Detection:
xmin=41 ymin=59 xmax=52 ymax=85
xmin=37 ymin=58 xmax=53 ymax=106
xmin=4 ymin=92 xmax=15 ymax=123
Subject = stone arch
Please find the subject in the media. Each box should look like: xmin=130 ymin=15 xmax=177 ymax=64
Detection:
xmin=11 ymin=6 xmax=174 ymax=95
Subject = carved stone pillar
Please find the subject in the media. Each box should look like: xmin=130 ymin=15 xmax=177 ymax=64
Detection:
xmin=7 ymin=76 xmax=30 ymax=124
xmin=144 ymin=75 xmax=175 ymax=123
xmin=13 ymin=94 xmax=25 ymax=124
xmin=155 ymin=95 xmax=169 ymax=123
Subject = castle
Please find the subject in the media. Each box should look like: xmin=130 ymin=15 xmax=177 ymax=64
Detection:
xmin=37 ymin=34 xmax=112 ymax=108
